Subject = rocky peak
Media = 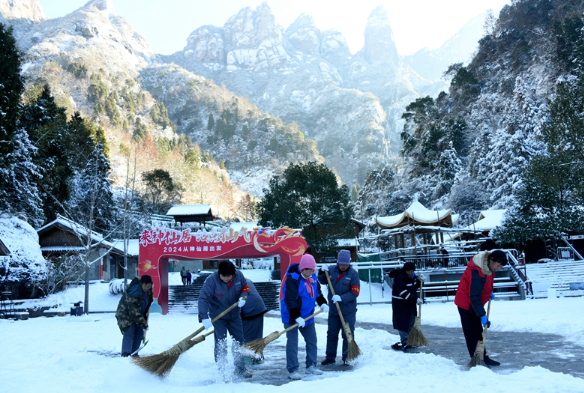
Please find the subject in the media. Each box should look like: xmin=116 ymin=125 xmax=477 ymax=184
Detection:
xmin=222 ymin=2 xmax=281 ymax=50
xmin=361 ymin=6 xmax=398 ymax=65
xmin=286 ymin=13 xmax=320 ymax=54
xmin=320 ymin=29 xmax=351 ymax=58
xmin=82 ymin=0 xmax=115 ymax=15
xmin=0 ymin=0 xmax=46 ymax=22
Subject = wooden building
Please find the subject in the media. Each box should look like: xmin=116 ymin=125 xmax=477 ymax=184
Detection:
xmin=37 ymin=215 xmax=137 ymax=282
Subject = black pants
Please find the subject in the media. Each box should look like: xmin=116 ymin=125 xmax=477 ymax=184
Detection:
xmin=458 ymin=306 xmax=487 ymax=358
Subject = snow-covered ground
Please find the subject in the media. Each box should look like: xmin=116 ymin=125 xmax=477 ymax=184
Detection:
xmin=2 ymin=271 xmax=584 ymax=392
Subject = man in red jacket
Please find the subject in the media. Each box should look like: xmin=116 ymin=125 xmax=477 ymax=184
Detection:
xmin=454 ymin=249 xmax=508 ymax=367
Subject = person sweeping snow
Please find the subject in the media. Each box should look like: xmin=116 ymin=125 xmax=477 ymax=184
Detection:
xmin=198 ymin=261 xmax=252 ymax=378
xmin=281 ymin=254 xmax=329 ymax=380
xmin=454 ymin=249 xmax=508 ymax=368
xmin=318 ymin=249 xmax=361 ymax=365
xmin=115 ymin=275 xmax=153 ymax=357
xmin=389 ymin=262 xmax=421 ymax=352
xmin=241 ymin=278 xmax=268 ymax=365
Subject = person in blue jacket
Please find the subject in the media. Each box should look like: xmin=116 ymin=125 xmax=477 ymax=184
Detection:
xmin=318 ymin=249 xmax=360 ymax=365
xmin=281 ymin=254 xmax=329 ymax=380
xmin=241 ymin=278 xmax=268 ymax=364
xmin=198 ymin=261 xmax=252 ymax=378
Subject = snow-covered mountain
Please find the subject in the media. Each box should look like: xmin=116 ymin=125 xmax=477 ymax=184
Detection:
xmin=405 ymin=11 xmax=488 ymax=82
xmin=165 ymin=3 xmax=447 ymax=186
xmin=356 ymin=0 xmax=578 ymax=226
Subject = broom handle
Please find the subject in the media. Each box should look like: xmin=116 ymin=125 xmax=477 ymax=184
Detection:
xmin=280 ymin=309 xmax=323 ymax=336
xmin=482 ymin=298 xmax=492 ymax=342
xmin=324 ymin=270 xmax=348 ymax=326
xmin=418 ymin=281 xmax=423 ymax=318
xmin=185 ymin=297 xmax=246 ymax=342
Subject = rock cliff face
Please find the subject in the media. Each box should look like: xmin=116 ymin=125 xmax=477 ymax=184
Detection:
xmin=360 ymin=6 xmax=399 ymax=65
xmin=166 ymin=3 xmax=444 ymax=187
xmin=0 ymin=0 xmax=46 ymax=22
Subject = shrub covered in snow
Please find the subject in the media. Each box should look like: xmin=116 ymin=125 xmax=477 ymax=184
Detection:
xmin=108 ymin=278 xmax=126 ymax=295
xmin=0 ymin=214 xmax=48 ymax=298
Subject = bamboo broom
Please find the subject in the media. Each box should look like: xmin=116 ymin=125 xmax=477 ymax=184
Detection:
xmin=132 ymin=299 xmax=243 ymax=377
xmin=469 ymin=298 xmax=492 ymax=368
xmin=324 ymin=270 xmax=361 ymax=361
xmin=244 ymin=309 xmax=323 ymax=357
xmin=407 ymin=280 xmax=429 ymax=347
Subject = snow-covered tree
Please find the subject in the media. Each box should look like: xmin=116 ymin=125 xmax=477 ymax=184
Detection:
xmin=68 ymin=143 xmax=117 ymax=235
xmin=0 ymin=214 xmax=48 ymax=298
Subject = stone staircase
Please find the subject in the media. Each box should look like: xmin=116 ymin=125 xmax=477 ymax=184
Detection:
xmin=168 ymin=274 xmax=281 ymax=314
xmin=526 ymin=259 xmax=584 ymax=298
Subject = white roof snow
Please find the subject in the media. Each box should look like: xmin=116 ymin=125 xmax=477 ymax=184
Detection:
xmin=376 ymin=199 xmax=454 ymax=229
xmin=166 ymin=204 xmax=212 ymax=216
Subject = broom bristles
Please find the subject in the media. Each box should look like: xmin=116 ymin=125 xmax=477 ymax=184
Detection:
xmin=346 ymin=340 xmax=362 ymax=361
xmin=131 ymin=333 xmax=208 ymax=377
xmin=407 ymin=317 xmax=429 ymax=347
xmin=243 ymin=331 xmax=281 ymax=356
xmin=468 ymin=340 xmax=486 ymax=368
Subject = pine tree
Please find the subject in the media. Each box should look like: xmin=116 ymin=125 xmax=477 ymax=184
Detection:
xmin=21 ymin=85 xmax=71 ymax=221
xmin=1 ymin=127 xmax=44 ymax=227
xmin=0 ymin=23 xmax=24 ymax=148
xmin=68 ymin=143 xmax=116 ymax=234
xmin=0 ymin=22 xmax=26 ymax=208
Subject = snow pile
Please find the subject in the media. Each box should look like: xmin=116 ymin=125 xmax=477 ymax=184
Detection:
xmin=1 ymin=304 xmax=584 ymax=392
xmin=0 ymin=214 xmax=48 ymax=296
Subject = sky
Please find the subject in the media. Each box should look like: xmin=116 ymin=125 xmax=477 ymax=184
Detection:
xmin=37 ymin=0 xmax=509 ymax=56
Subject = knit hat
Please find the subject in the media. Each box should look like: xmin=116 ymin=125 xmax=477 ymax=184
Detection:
xmin=337 ymin=250 xmax=351 ymax=265
xmin=299 ymin=254 xmax=316 ymax=272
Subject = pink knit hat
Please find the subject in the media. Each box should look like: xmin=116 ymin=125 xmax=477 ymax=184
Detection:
xmin=299 ymin=254 xmax=316 ymax=272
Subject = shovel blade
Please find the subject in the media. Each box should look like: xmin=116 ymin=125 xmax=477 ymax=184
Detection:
xmin=131 ymin=339 xmax=149 ymax=356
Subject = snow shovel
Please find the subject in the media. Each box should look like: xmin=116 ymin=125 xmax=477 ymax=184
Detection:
xmin=244 ymin=308 xmax=323 ymax=357
xmin=132 ymin=298 xmax=244 ymax=377
xmin=324 ymin=270 xmax=361 ymax=361
xmin=469 ymin=298 xmax=491 ymax=368
xmin=407 ymin=280 xmax=429 ymax=347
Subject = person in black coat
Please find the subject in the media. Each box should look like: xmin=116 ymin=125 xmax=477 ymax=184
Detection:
xmin=389 ymin=262 xmax=421 ymax=352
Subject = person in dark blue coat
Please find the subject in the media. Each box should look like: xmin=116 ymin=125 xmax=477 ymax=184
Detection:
xmin=389 ymin=262 xmax=421 ymax=352
xmin=318 ymin=249 xmax=360 ymax=365
xmin=198 ymin=261 xmax=252 ymax=378
xmin=281 ymin=254 xmax=328 ymax=380
xmin=241 ymin=278 xmax=268 ymax=364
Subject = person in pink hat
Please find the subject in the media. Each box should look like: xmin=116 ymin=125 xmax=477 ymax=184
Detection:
xmin=280 ymin=254 xmax=329 ymax=380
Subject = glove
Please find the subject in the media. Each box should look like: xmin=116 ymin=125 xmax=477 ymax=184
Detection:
xmin=295 ymin=317 xmax=306 ymax=327
xmin=238 ymin=297 xmax=246 ymax=308
xmin=332 ymin=294 xmax=342 ymax=303
xmin=320 ymin=304 xmax=329 ymax=313
xmin=417 ymin=298 xmax=423 ymax=305
xmin=490 ymin=293 xmax=495 ymax=300
xmin=418 ymin=273 xmax=426 ymax=282
xmin=480 ymin=315 xmax=491 ymax=328
xmin=202 ymin=318 xmax=213 ymax=330
xmin=320 ymin=264 xmax=329 ymax=272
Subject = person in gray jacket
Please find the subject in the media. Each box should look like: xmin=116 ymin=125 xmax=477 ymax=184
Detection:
xmin=241 ymin=278 xmax=268 ymax=364
xmin=198 ymin=261 xmax=251 ymax=378
xmin=317 ymin=250 xmax=361 ymax=365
